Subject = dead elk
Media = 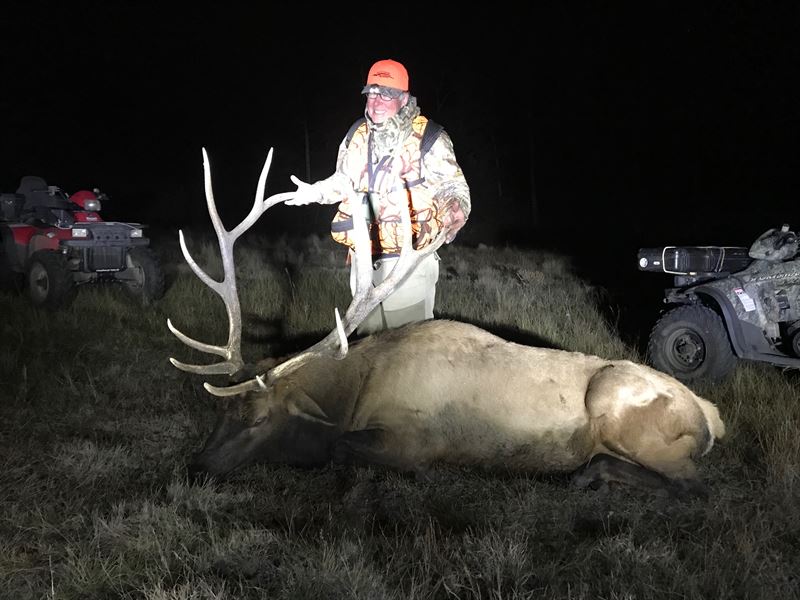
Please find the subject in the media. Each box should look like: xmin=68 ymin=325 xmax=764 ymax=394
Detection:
xmin=168 ymin=149 xmax=726 ymax=498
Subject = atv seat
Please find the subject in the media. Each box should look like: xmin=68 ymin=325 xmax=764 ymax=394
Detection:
xmin=17 ymin=176 xmax=70 ymax=212
xmin=16 ymin=176 xmax=73 ymax=226
xmin=17 ymin=176 xmax=52 ymax=212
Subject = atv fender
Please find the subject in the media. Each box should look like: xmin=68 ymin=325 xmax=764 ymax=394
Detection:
xmin=693 ymin=284 xmax=800 ymax=366
xmin=26 ymin=232 xmax=60 ymax=258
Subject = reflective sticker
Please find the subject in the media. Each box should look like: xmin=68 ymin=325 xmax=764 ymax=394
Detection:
xmin=734 ymin=288 xmax=756 ymax=312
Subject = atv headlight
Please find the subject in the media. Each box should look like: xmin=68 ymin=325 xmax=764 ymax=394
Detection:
xmin=72 ymin=228 xmax=89 ymax=238
xmin=130 ymin=228 xmax=143 ymax=238
xmin=84 ymin=198 xmax=101 ymax=212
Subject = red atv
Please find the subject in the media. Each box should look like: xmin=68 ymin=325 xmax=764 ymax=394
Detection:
xmin=0 ymin=176 xmax=165 ymax=308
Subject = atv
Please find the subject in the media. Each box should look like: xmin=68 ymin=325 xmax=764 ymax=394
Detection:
xmin=638 ymin=224 xmax=800 ymax=383
xmin=0 ymin=175 xmax=165 ymax=309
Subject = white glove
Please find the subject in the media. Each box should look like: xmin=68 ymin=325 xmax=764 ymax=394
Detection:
xmin=285 ymin=175 xmax=323 ymax=206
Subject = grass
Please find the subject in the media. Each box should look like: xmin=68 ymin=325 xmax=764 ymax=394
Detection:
xmin=0 ymin=232 xmax=798 ymax=599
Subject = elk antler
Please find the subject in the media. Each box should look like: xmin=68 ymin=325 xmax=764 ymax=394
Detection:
xmin=167 ymin=148 xmax=294 ymax=376
xmin=169 ymin=148 xmax=454 ymax=397
xmin=204 ymin=194 xmax=453 ymax=397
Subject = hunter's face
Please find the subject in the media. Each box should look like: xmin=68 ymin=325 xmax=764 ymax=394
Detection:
xmin=365 ymin=89 xmax=408 ymax=124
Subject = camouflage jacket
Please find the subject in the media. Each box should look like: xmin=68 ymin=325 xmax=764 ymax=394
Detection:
xmin=321 ymin=101 xmax=470 ymax=258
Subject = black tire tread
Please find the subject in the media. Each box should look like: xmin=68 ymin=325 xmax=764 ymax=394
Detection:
xmin=647 ymin=304 xmax=736 ymax=383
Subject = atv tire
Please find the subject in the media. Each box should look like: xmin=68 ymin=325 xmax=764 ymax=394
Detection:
xmin=788 ymin=322 xmax=800 ymax=358
xmin=26 ymin=250 xmax=76 ymax=309
xmin=647 ymin=304 xmax=736 ymax=384
xmin=119 ymin=247 xmax=165 ymax=305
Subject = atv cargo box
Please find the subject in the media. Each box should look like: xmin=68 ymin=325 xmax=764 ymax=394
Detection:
xmin=637 ymin=246 xmax=752 ymax=275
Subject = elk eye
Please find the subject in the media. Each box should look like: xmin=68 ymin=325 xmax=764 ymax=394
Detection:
xmin=252 ymin=415 xmax=267 ymax=426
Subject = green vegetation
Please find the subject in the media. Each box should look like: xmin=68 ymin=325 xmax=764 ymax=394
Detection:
xmin=1 ymin=233 xmax=797 ymax=599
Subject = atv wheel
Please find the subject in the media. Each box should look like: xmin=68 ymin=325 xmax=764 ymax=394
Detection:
xmin=647 ymin=304 xmax=736 ymax=384
xmin=118 ymin=247 xmax=165 ymax=305
xmin=26 ymin=250 xmax=76 ymax=309
xmin=788 ymin=323 xmax=800 ymax=358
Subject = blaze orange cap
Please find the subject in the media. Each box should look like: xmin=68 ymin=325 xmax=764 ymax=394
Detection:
xmin=365 ymin=59 xmax=409 ymax=92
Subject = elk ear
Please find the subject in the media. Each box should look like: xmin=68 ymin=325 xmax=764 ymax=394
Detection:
xmin=286 ymin=391 xmax=335 ymax=427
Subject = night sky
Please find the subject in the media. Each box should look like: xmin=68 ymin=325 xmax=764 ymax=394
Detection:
xmin=2 ymin=3 xmax=797 ymax=251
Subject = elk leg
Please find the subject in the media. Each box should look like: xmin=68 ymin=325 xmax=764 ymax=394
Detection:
xmin=571 ymin=453 xmax=708 ymax=499
xmin=333 ymin=428 xmax=419 ymax=474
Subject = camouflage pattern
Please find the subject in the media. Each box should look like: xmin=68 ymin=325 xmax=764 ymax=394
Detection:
xmin=321 ymin=96 xmax=470 ymax=257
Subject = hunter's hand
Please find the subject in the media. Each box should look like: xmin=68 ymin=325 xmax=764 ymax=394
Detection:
xmin=443 ymin=202 xmax=467 ymax=243
xmin=285 ymin=175 xmax=323 ymax=206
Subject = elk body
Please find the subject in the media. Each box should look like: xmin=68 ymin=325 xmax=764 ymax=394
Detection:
xmin=170 ymin=149 xmax=725 ymax=497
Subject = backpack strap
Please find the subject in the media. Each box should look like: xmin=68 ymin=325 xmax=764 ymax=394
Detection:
xmin=419 ymin=120 xmax=443 ymax=158
xmin=344 ymin=117 xmax=366 ymax=148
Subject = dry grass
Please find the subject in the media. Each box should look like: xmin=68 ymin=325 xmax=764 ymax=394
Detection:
xmin=0 ymin=233 xmax=797 ymax=599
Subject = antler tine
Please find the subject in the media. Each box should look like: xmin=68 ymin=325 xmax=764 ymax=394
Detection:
xmin=169 ymin=148 xmax=294 ymax=376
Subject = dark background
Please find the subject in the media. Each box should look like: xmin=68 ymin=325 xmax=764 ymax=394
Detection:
xmin=2 ymin=2 xmax=797 ymax=253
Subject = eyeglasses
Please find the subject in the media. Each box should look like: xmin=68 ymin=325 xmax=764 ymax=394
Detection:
xmin=363 ymin=86 xmax=403 ymax=101
xmin=366 ymin=90 xmax=397 ymax=101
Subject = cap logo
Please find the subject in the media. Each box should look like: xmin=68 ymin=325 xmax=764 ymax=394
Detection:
xmin=373 ymin=70 xmax=393 ymax=80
